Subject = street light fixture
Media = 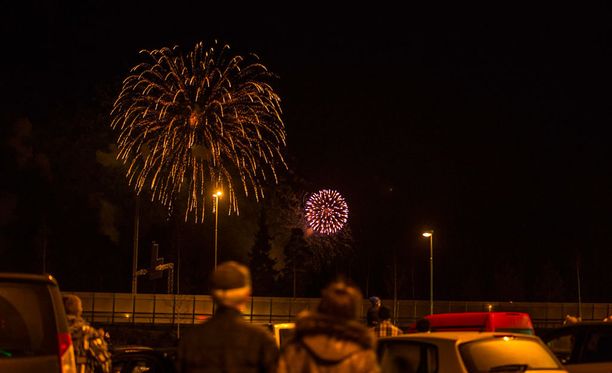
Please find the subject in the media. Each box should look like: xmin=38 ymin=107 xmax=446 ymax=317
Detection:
xmin=213 ymin=190 xmax=223 ymax=270
xmin=422 ymin=230 xmax=434 ymax=315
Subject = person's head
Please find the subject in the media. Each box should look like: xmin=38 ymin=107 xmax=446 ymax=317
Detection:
xmin=564 ymin=314 xmax=581 ymax=325
xmin=416 ymin=318 xmax=431 ymax=332
xmin=210 ymin=261 xmax=252 ymax=310
xmin=317 ymin=280 xmax=363 ymax=321
xmin=378 ymin=305 xmax=392 ymax=321
xmin=63 ymin=294 xmax=83 ymax=317
xmin=369 ymin=296 xmax=381 ymax=307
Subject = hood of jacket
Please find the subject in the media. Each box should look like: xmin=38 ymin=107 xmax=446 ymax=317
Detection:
xmin=295 ymin=311 xmax=376 ymax=364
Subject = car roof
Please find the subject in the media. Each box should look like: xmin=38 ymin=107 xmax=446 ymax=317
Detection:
xmin=380 ymin=331 xmax=541 ymax=344
xmin=113 ymin=345 xmax=155 ymax=353
xmin=563 ymin=321 xmax=612 ymax=326
xmin=426 ymin=311 xmax=529 ymax=319
xmin=546 ymin=321 xmax=612 ymax=332
xmin=424 ymin=312 xmax=531 ymax=325
xmin=0 ymin=272 xmax=59 ymax=286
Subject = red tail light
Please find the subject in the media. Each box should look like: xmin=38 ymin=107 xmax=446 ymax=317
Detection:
xmin=58 ymin=332 xmax=76 ymax=373
xmin=58 ymin=332 xmax=71 ymax=357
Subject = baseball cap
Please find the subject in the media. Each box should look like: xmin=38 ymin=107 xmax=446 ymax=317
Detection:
xmin=210 ymin=261 xmax=251 ymax=306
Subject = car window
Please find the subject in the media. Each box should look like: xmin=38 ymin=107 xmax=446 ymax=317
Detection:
xmin=581 ymin=329 xmax=612 ymax=363
xmin=278 ymin=328 xmax=295 ymax=347
xmin=378 ymin=341 xmax=438 ymax=373
xmin=546 ymin=333 xmax=575 ymax=364
xmin=0 ymin=281 xmax=57 ymax=357
xmin=272 ymin=323 xmax=295 ymax=347
xmin=459 ymin=336 xmax=560 ymax=373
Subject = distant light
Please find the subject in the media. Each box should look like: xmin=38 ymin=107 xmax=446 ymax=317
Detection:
xmin=422 ymin=232 xmax=432 ymax=237
xmin=123 ymin=313 xmax=131 ymax=318
xmin=213 ymin=190 xmax=223 ymax=197
xmin=503 ymin=336 xmax=511 ymax=341
xmin=487 ymin=304 xmax=493 ymax=312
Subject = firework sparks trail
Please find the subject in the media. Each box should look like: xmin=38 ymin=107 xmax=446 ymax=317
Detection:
xmin=305 ymin=189 xmax=349 ymax=235
xmin=110 ymin=41 xmax=287 ymax=221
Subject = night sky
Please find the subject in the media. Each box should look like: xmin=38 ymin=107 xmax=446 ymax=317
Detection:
xmin=2 ymin=4 xmax=612 ymax=301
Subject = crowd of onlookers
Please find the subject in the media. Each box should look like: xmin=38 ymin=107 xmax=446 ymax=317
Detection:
xmin=65 ymin=260 xmax=406 ymax=372
xmin=177 ymin=260 xmax=404 ymax=372
xmin=58 ymin=258 xmax=612 ymax=373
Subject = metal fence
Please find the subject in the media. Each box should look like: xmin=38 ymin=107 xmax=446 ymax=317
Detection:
xmin=67 ymin=292 xmax=612 ymax=329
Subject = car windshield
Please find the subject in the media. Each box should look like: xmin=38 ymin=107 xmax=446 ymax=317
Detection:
xmin=278 ymin=327 xmax=295 ymax=347
xmin=459 ymin=336 xmax=560 ymax=373
xmin=0 ymin=281 xmax=57 ymax=357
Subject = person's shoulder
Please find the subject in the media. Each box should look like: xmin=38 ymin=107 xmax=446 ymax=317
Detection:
xmin=70 ymin=317 xmax=91 ymax=332
xmin=239 ymin=322 xmax=276 ymax=344
xmin=242 ymin=321 xmax=272 ymax=335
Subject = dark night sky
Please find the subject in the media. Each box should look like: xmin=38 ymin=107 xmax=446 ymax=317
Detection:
xmin=2 ymin=3 xmax=612 ymax=301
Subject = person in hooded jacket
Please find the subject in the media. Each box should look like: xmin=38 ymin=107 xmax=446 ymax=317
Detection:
xmin=278 ymin=280 xmax=380 ymax=373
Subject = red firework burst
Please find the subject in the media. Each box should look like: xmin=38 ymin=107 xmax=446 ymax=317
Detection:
xmin=305 ymin=189 xmax=349 ymax=234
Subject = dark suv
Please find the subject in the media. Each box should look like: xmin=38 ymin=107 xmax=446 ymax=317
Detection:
xmin=542 ymin=321 xmax=612 ymax=373
xmin=0 ymin=273 xmax=76 ymax=372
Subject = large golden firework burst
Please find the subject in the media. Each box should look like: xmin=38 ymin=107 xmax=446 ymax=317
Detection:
xmin=111 ymin=41 xmax=287 ymax=222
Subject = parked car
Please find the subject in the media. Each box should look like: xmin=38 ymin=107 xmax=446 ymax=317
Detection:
xmin=111 ymin=345 xmax=176 ymax=373
xmin=406 ymin=312 xmax=535 ymax=335
xmin=541 ymin=321 xmax=612 ymax=373
xmin=0 ymin=272 xmax=76 ymax=373
xmin=378 ymin=331 xmax=566 ymax=373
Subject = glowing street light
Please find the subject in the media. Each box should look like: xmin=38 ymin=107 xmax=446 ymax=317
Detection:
xmin=213 ymin=190 xmax=223 ymax=270
xmin=422 ymin=230 xmax=434 ymax=315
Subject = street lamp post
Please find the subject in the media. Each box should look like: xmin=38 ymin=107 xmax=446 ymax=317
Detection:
xmin=213 ymin=190 xmax=222 ymax=271
xmin=422 ymin=231 xmax=434 ymax=315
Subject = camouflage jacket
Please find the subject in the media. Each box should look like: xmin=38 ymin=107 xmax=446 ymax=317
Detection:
xmin=67 ymin=315 xmax=111 ymax=373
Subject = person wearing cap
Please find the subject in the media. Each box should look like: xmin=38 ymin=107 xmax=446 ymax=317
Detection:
xmin=177 ymin=261 xmax=279 ymax=372
xmin=278 ymin=280 xmax=380 ymax=372
xmin=366 ymin=296 xmax=381 ymax=328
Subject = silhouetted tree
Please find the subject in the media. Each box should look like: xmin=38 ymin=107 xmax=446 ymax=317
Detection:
xmin=265 ymin=176 xmax=354 ymax=274
xmin=248 ymin=208 xmax=278 ymax=295
xmin=281 ymin=228 xmax=312 ymax=297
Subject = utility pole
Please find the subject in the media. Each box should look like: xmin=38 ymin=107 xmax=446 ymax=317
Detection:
xmin=131 ymin=196 xmax=140 ymax=294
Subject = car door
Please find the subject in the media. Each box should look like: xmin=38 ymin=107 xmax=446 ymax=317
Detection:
xmin=545 ymin=328 xmax=584 ymax=365
xmin=568 ymin=327 xmax=612 ymax=373
xmin=546 ymin=326 xmax=612 ymax=373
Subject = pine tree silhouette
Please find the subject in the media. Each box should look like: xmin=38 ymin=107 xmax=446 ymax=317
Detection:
xmin=248 ymin=208 xmax=278 ymax=295
xmin=281 ymin=228 xmax=312 ymax=297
